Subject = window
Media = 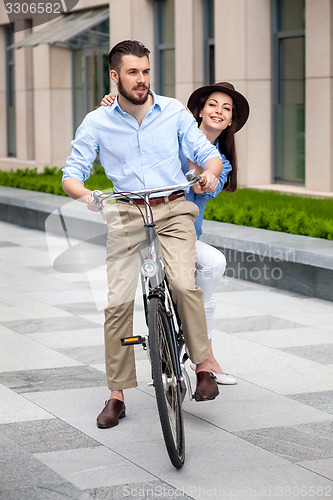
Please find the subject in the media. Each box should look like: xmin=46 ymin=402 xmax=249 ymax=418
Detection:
xmin=203 ymin=0 xmax=215 ymax=84
xmin=154 ymin=0 xmax=175 ymax=97
xmin=6 ymin=26 xmax=16 ymax=157
xmin=272 ymin=0 xmax=305 ymax=184
xmin=10 ymin=8 xmax=110 ymax=137
xmin=72 ymin=18 xmax=109 ymax=133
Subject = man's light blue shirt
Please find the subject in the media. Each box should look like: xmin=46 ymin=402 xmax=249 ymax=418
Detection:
xmin=62 ymin=91 xmax=222 ymax=195
xmin=180 ymin=143 xmax=232 ymax=239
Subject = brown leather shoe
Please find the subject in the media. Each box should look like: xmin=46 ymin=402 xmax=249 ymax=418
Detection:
xmin=97 ymin=398 xmax=126 ymax=428
xmin=194 ymin=371 xmax=219 ymax=402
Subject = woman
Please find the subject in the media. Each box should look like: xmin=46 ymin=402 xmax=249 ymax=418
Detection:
xmin=185 ymin=82 xmax=249 ymax=383
xmin=100 ymin=82 xmax=249 ymax=384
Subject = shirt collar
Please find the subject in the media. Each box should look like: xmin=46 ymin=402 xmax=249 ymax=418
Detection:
xmin=150 ymin=90 xmax=162 ymax=110
xmin=112 ymin=90 xmax=162 ymax=116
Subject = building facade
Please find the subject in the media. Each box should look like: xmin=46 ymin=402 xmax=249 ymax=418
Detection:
xmin=0 ymin=0 xmax=332 ymax=195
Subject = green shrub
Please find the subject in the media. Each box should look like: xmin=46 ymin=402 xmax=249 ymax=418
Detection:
xmin=205 ymin=189 xmax=333 ymax=240
xmin=0 ymin=165 xmax=113 ymax=196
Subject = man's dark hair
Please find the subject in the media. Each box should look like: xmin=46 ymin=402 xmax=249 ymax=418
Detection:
xmin=108 ymin=40 xmax=150 ymax=72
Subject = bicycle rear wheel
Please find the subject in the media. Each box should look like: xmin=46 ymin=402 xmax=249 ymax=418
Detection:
xmin=148 ymin=296 xmax=185 ymax=469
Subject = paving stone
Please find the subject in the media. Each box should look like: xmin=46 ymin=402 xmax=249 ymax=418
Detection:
xmin=0 ymin=385 xmax=52 ymax=424
xmin=287 ymin=391 xmax=333 ymax=415
xmin=211 ymin=331 xmax=333 ymax=395
xmin=34 ymin=446 xmax=155 ymax=490
xmin=85 ymin=481 xmax=193 ymax=499
xmin=235 ymin=421 xmax=333 ymax=463
xmin=30 ymin=244 xmax=50 ymax=252
xmin=279 ymin=344 xmax=333 ymax=364
xmin=236 ymin=326 xmax=333 ymax=348
xmin=215 ymin=277 xmax=257 ymax=293
xmin=2 ymin=485 xmax=91 ymax=500
xmin=25 ymin=328 xmax=103 ymax=350
xmin=214 ymin=315 xmax=303 ymax=333
xmin=297 ymin=457 xmax=333 ymax=481
xmin=0 ymin=329 xmax=82 ymax=372
xmin=32 ymin=266 xmax=62 ymax=274
xmin=0 ymin=419 xmax=101 ymax=454
xmin=57 ymin=302 xmax=100 ymax=315
xmin=0 ymin=245 xmax=52 ymax=267
xmin=0 ymin=433 xmax=64 ymax=490
xmin=26 ymin=290 xmax=101 ymax=307
xmin=1 ymin=316 xmax=101 ymax=334
xmin=215 ymin=288 xmax=333 ymax=331
xmin=0 ymin=241 xmax=20 ymax=247
xmin=57 ymin=346 xmax=105 ymax=365
xmin=0 ymin=366 xmax=107 ymax=393
xmin=181 ymin=380 xmax=332 ymax=432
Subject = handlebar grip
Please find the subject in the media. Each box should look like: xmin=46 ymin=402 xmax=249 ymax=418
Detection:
xmin=91 ymin=190 xmax=103 ymax=208
xmin=199 ymin=176 xmax=207 ymax=187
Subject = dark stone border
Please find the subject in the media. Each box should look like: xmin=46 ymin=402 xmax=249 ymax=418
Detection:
xmin=220 ymin=248 xmax=333 ymax=301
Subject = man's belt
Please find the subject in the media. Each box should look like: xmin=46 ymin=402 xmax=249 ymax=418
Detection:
xmin=118 ymin=190 xmax=185 ymax=205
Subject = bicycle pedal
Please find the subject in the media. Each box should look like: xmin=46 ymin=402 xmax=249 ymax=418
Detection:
xmin=121 ymin=335 xmax=145 ymax=346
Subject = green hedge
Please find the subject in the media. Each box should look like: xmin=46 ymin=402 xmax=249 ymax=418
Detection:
xmin=0 ymin=166 xmax=113 ymax=195
xmin=1 ymin=167 xmax=333 ymax=239
xmin=205 ymin=188 xmax=333 ymax=240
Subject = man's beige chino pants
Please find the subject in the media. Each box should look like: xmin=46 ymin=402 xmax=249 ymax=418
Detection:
xmin=103 ymin=196 xmax=210 ymax=390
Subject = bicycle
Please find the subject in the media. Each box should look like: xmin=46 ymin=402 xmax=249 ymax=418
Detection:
xmin=91 ymin=169 xmax=205 ymax=469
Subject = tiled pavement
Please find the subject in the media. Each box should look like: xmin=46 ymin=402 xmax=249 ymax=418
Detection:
xmin=0 ymin=220 xmax=333 ymax=500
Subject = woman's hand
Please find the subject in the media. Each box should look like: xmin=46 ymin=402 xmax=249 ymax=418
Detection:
xmin=188 ymin=160 xmax=218 ymax=194
xmin=100 ymin=93 xmax=116 ymax=107
xmin=192 ymin=172 xmax=219 ymax=194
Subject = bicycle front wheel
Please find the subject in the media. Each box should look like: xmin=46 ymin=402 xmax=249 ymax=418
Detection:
xmin=148 ymin=296 xmax=185 ymax=469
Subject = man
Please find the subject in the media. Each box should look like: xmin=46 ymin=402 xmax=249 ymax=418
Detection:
xmin=62 ymin=40 xmax=222 ymax=429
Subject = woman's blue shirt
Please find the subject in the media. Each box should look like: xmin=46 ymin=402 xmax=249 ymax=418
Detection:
xmin=180 ymin=142 xmax=232 ymax=239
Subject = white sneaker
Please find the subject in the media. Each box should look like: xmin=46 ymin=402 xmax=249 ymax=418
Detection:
xmin=211 ymin=370 xmax=237 ymax=385
xmin=190 ymin=363 xmax=237 ymax=385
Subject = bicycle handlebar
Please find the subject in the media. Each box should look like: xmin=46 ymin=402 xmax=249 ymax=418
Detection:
xmin=91 ymin=169 xmax=205 ymax=207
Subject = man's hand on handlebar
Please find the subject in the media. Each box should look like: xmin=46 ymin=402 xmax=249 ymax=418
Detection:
xmin=87 ymin=192 xmax=100 ymax=212
xmin=88 ymin=190 xmax=108 ymax=212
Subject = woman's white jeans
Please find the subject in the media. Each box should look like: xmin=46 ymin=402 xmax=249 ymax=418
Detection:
xmin=195 ymin=239 xmax=226 ymax=339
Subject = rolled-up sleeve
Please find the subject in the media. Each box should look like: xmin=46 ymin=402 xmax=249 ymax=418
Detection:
xmin=177 ymin=107 xmax=222 ymax=167
xmin=62 ymin=114 xmax=99 ymax=183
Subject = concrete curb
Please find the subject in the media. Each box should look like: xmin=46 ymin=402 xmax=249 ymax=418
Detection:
xmin=201 ymin=220 xmax=333 ymax=301
xmin=1 ymin=186 xmax=332 ymax=301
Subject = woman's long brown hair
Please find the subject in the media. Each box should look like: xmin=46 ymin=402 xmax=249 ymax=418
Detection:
xmin=192 ymin=95 xmax=238 ymax=192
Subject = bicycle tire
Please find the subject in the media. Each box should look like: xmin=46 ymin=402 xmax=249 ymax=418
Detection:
xmin=148 ymin=296 xmax=185 ymax=469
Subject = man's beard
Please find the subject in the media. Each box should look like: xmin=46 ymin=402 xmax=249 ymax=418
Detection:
xmin=118 ymin=77 xmax=150 ymax=105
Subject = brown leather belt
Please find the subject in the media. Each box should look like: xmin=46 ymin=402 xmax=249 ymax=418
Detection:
xmin=118 ymin=191 xmax=185 ymax=205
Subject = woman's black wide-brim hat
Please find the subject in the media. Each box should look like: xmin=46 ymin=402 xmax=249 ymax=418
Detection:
xmin=187 ymin=81 xmax=250 ymax=132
